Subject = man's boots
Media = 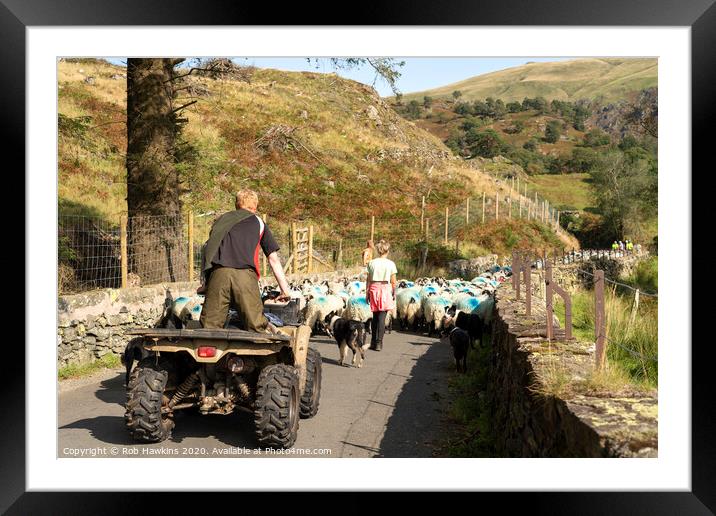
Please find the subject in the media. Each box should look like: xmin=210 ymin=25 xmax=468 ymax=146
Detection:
xmin=374 ymin=340 xmax=382 ymax=351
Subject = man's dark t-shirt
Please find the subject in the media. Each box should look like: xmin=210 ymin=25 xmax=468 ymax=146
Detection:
xmin=210 ymin=214 xmax=280 ymax=278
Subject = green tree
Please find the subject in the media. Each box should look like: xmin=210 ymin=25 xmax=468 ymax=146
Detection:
xmin=506 ymin=101 xmax=522 ymax=113
xmin=406 ymin=100 xmax=422 ymax=119
xmin=454 ymin=102 xmax=472 ymax=116
xmin=493 ymin=98 xmax=506 ymax=118
xmin=472 ymin=100 xmax=489 ymax=117
xmin=534 ymin=97 xmax=548 ymax=114
xmin=582 ymin=128 xmax=611 ymax=147
xmin=568 ymin=147 xmax=599 ymax=173
xmin=618 ymin=134 xmax=640 ymax=151
xmin=126 ymin=58 xmax=188 ymax=283
xmin=544 ymin=120 xmax=562 ymax=143
xmin=446 ymin=128 xmax=467 ymax=156
xmin=460 ymin=116 xmax=483 ymax=132
xmin=452 ymin=90 xmax=463 ymax=101
xmin=423 ymin=95 xmax=433 ymax=108
xmin=589 ymin=150 xmax=656 ymax=240
xmin=466 ymin=129 xmax=506 ymax=158
xmin=572 ymin=104 xmax=590 ymax=131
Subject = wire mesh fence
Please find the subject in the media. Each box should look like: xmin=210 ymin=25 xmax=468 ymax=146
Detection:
xmin=58 ymin=180 xmax=574 ymax=295
xmin=59 ymin=215 xmax=122 ymax=293
xmin=59 ymin=214 xmax=188 ymax=294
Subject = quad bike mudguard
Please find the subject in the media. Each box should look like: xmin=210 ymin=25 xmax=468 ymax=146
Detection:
xmin=125 ymin=325 xmax=312 ymax=390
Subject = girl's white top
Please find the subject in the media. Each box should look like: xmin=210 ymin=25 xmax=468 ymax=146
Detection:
xmin=367 ymin=257 xmax=397 ymax=282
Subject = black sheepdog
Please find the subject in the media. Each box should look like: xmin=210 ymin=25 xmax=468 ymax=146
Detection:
xmin=324 ymin=315 xmax=371 ymax=368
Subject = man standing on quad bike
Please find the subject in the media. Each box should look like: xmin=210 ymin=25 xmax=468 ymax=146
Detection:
xmin=199 ymin=189 xmax=291 ymax=333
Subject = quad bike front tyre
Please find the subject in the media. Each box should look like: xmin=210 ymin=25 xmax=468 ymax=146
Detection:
xmin=254 ymin=364 xmax=300 ymax=449
xmin=125 ymin=357 xmax=174 ymax=443
xmin=300 ymin=347 xmax=322 ymax=418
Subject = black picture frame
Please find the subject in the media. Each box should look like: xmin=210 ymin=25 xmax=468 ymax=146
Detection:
xmin=4 ymin=0 xmax=711 ymax=513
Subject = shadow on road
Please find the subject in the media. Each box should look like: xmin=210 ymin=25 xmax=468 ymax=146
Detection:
xmin=59 ymin=409 xmax=261 ymax=448
xmin=63 ymin=370 xmax=262 ymax=448
xmin=377 ymin=339 xmax=454 ymax=458
xmin=94 ymin=372 xmax=126 ymax=406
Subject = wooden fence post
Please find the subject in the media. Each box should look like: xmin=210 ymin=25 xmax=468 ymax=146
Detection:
xmin=120 ymin=214 xmax=128 ymax=288
xmin=513 ymin=251 xmax=520 ymax=298
xmin=545 ymin=259 xmax=553 ymax=340
xmin=466 ymin=197 xmax=470 ymax=225
xmin=308 ymin=225 xmax=314 ymax=273
xmin=187 ymin=211 xmax=194 ymax=282
xmin=337 ymin=238 xmax=343 ymax=268
xmin=508 ymin=197 xmax=512 ymax=219
xmin=524 ymin=252 xmax=531 ymax=316
xmin=291 ymin=222 xmax=298 ymax=274
xmin=519 ymin=195 xmax=523 ymax=219
xmin=595 ymin=269 xmax=606 ymax=370
xmin=495 ymin=192 xmax=499 ymax=221
xmin=444 ymin=207 xmax=449 ymax=245
xmin=425 ymin=218 xmax=430 ymax=241
xmin=420 ymin=195 xmax=425 ymax=231
xmin=370 ymin=215 xmax=375 ymax=244
xmin=481 ymin=192 xmax=486 ymax=223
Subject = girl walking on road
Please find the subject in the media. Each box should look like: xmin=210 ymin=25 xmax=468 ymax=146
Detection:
xmin=366 ymin=240 xmax=397 ymax=351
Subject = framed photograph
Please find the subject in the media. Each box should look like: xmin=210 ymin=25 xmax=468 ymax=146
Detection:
xmin=6 ymin=0 xmax=712 ymax=512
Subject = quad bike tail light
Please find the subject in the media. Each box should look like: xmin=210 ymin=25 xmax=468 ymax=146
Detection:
xmin=197 ymin=346 xmax=216 ymax=358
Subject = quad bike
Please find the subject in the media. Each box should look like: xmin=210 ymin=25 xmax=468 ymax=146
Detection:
xmin=123 ymin=323 xmax=321 ymax=449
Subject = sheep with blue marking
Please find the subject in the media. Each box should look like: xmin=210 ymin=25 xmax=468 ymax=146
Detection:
xmin=421 ymin=294 xmax=453 ymax=336
xmin=168 ymin=295 xmax=205 ymax=328
xmin=396 ymin=286 xmax=422 ymax=330
xmin=341 ymin=294 xmax=394 ymax=334
xmin=303 ymin=294 xmax=345 ymax=335
xmin=347 ymin=280 xmax=366 ymax=297
xmin=342 ymin=295 xmax=372 ymax=323
xmin=454 ymin=293 xmax=481 ymax=315
xmin=475 ymin=291 xmax=496 ymax=326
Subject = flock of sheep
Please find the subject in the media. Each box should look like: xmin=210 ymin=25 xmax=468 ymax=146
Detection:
xmin=267 ymin=266 xmax=510 ymax=337
xmin=165 ymin=265 xmax=512 ymax=372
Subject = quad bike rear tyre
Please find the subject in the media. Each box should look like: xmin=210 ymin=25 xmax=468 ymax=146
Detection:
xmin=254 ymin=364 xmax=300 ymax=449
xmin=300 ymin=347 xmax=322 ymax=418
xmin=125 ymin=357 xmax=174 ymax=443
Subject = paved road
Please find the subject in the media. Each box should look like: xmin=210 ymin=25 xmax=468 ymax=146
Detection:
xmin=58 ymin=329 xmax=456 ymax=458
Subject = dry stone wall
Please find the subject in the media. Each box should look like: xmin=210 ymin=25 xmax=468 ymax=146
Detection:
xmin=488 ymin=280 xmax=658 ymax=457
xmin=57 ymin=282 xmax=199 ymax=368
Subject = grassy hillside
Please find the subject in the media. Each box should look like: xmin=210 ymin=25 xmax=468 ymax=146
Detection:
xmin=530 ymin=173 xmax=595 ymax=211
xmin=58 ymin=58 xmax=578 ymax=256
xmin=400 ymin=58 xmax=657 ymax=104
